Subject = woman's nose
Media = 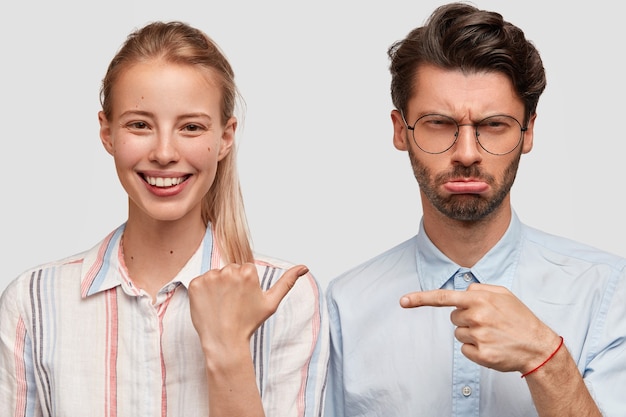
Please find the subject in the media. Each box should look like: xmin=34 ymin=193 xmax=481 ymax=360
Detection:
xmin=149 ymin=132 xmax=180 ymax=165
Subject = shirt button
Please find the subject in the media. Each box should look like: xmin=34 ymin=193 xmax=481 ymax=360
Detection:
xmin=463 ymin=273 xmax=472 ymax=282
xmin=462 ymin=385 xmax=472 ymax=397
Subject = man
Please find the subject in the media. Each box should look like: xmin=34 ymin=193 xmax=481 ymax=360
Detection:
xmin=325 ymin=3 xmax=626 ymax=417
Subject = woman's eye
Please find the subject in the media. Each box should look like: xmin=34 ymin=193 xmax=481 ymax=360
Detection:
xmin=127 ymin=121 xmax=148 ymax=130
xmin=184 ymin=124 xmax=202 ymax=132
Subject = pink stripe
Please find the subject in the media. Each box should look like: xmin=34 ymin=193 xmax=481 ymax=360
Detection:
xmin=13 ymin=318 xmax=27 ymax=417
xmin=81 ymin=230 xmax=117 ymax=297
xmin=211 ymin=245 xmax=221 ymax=268
xmin=116 ymin=244 xmax=141 ymax=297
xmin=297 ymin=273 xmax=321 ymax=417
xmin=157 ymin=291 xmax=175 ymax=417
xmin=105 ymin=289 xmax=118 ymax=417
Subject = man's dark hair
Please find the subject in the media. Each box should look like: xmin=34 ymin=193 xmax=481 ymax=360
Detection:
xmin=389 ymin=2 xmax=546 ymax=124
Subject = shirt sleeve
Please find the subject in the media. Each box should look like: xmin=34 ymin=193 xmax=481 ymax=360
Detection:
xmin=583 ymin=262 xmax=626 ymax=416
xmin=0 ymin=274 xmax=41 ymax=417
xmin=324 ymin=279 xmax=346 ymax=417
xmin=259 ymin=269 xmax=329 ymax=417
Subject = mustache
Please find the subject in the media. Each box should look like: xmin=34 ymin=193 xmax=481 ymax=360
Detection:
xmin=435 ymin=165 xmax=495 ymax=183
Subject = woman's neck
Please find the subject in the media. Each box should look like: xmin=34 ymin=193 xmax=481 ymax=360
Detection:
xmin=121 ymin=214 xmax=207 ymax=302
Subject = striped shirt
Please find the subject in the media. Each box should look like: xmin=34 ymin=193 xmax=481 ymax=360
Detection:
xmin=0 ymin=224 xmax=329 ymax=417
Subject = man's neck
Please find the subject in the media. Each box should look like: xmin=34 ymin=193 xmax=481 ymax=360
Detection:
xmin=421 ymin=202 xmax=512 ymax=268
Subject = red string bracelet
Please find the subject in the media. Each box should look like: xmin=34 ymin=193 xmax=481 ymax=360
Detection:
xmin=521 ymin=336 xmax=564 ymax=378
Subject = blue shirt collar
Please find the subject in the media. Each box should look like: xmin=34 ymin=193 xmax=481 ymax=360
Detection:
xmin=415 ymin=211 xmax=523 ymax=291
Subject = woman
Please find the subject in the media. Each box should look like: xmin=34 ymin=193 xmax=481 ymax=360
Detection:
xmin=0 ymin=21 xmax=328 ymax=417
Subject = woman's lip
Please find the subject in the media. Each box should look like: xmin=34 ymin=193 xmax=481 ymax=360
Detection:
xmin=443 ymin=180 xmax=489 ymax=194
xmin=143 ymin=177 xmax=189 ymax=197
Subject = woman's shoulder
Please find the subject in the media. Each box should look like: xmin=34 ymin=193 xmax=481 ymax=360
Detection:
xmin=253 ymin=252 xmax=323 ymax=298
xmin=3 ymin=226 xmax=124 ymax=299
xmin=253 ymin=253 xmax=297 ymax=270
xmin=11 ymin=250 xmax=88 ymax=284
xmin=0 ymin=250 xmax=88 ymax=318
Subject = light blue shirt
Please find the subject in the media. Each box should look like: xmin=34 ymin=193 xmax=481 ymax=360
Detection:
xmin=325 ymin=212 xmax=626 ymax=417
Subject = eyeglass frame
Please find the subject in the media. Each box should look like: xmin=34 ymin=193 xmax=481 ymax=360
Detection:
xmin=399 ymin=110 xmax=528 ymax=156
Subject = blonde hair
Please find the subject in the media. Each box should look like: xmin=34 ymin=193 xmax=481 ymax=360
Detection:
xmin=100 ymin=21 xmax=253 ymax=264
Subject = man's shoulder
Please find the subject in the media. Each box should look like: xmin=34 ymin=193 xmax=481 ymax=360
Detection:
xmin=522 ymin=224 xmax=626 ymax=269
xmin=327 ymin=235 xmax=418 ymax=295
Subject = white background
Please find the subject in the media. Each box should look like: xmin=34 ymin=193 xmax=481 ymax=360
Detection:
xmin=1 ymin=0 xmax=624 ymax=293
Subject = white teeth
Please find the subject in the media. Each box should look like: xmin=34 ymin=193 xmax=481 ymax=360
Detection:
xmin=144 ymin=176 xmax=185 ymax=187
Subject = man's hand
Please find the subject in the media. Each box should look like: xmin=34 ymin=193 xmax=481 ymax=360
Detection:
xmin=399 ymin=283 xmax=560 ymax=374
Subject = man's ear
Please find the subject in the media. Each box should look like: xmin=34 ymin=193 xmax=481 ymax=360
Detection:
xmin=98 ymin=111 xmax=114 ymax=155
xmin=218 ymin=116 xmax=236 ymax=160
xmin=391 ymin=109 xmax=409 ymax=151
xmin=521 ymin=113 xmax=536 ymax=154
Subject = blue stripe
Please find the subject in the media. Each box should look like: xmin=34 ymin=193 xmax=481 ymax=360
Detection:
xmin=87 ymin=226 xmax=125 ymax=296
xmin=200 ymin=227 xmax=214 ymax=273
xmin=303 ymin=276 xmax=327 ymax=417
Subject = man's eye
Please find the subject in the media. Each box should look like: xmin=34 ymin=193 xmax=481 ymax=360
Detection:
xmin=484 ymin=121 xmax=504 ymax=128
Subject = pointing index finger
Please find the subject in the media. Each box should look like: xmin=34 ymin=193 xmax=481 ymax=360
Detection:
xmin=399 ymin=289 xmax=469 ymax=309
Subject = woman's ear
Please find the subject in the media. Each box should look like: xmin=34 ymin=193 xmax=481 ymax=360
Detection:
xmin=98 ymin=111 xmax=114 ymax=155
xmin=218 ymin=116 xmax=236 ymax=160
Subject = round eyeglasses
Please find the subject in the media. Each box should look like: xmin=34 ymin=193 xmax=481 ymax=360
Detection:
xmin=401 ymin=113 xmax=527 ymax=155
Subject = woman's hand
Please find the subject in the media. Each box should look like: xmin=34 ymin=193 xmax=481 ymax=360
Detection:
xmin=188 ymin=263 xmax=309 ymax=356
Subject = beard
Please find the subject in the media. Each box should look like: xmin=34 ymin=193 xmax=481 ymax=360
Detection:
xmin=407 ymin=146 xmax=522 ymax=222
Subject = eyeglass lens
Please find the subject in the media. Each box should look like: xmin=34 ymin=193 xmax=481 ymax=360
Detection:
xmin=411 ymin=114 xmax=524 ymax=155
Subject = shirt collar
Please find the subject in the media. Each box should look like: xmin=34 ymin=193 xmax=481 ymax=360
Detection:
xmin=80 ymin=224 xmax=222 ymax=297
xmin=415 ymin=211 xmax=523 ymax=291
